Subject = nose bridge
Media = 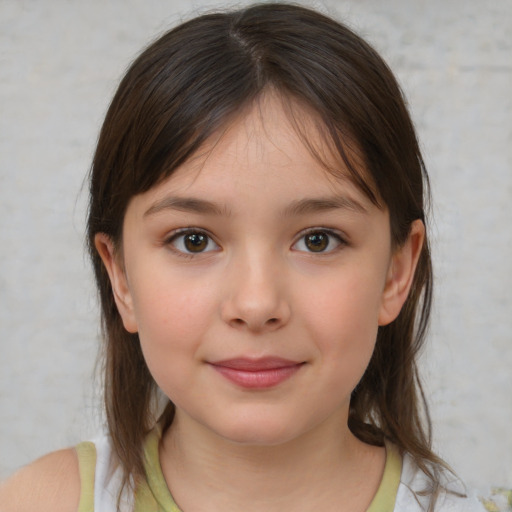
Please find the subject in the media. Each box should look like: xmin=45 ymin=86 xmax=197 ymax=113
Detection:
xmin=222 ymin=241 xmax=290 ymax=331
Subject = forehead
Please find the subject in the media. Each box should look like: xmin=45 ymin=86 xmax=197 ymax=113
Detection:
xmin=152 ymin=93 xmax=374 ymax=203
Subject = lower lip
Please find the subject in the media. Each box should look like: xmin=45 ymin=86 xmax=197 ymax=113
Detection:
xmin=211 ymin=364 xmax=303 ymax=389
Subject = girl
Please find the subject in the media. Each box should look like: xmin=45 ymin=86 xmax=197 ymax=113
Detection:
xmin=0 ymin=3 xmax=490 ymax=511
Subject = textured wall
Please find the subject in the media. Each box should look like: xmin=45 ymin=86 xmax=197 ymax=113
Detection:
xmin=1 ymin=0 xmax=511 ymax=490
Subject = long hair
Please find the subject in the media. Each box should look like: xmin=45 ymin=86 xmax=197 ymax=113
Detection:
xmin=87 ymin=2 xmax=444 ymax=504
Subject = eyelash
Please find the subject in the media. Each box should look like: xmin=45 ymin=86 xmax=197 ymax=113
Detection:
xmin=164 ymin=227 xmax=347 ymax=258
xmin=292 ymin=228 xmax=347 ymax=254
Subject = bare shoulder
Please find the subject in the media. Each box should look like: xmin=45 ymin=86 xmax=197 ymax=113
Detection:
xmin=0 ymin=448 xmax=81 ymax=512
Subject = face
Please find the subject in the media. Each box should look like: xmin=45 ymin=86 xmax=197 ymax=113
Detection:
xmin=97 ymin=95 xmax=422 ymax=448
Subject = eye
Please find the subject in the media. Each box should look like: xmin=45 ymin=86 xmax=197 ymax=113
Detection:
xmin=292 ymin=229 xmax=345 ymax=253
xmin=167 ymin=229 xmax=220 ymax=255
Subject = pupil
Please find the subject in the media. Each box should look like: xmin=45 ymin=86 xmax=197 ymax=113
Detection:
xmin=306 ymin=232 xmax=328 ymax=252
xmin=185 ymin=233 xmax=207 ymax=252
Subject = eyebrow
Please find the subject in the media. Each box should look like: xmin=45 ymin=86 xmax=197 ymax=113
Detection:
xmin=283 ymin=195 xmax=368 ymax=216
xmin=144 ymin=196 xmax=228 ymax=217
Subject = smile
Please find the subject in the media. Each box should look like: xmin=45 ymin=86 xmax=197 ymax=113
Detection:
xmin=209 ymin=357 xmax=304 ymax=389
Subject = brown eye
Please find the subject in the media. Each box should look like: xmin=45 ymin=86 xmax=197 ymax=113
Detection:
xmin=292 ymin=229 xmax=344 ymax=254
xmin=305 ymin=232 xmax=329 ymax=252
xmin=169 ymin=230 xmax=219 ymax=255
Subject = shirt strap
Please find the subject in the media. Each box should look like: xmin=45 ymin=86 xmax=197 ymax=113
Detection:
xmin=367 ymin=441 xmax=402 ymax=512
xmin=75 ymin=441 xmax=96 ymax=512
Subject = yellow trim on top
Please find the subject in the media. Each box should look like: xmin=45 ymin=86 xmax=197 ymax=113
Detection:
xmin=138 ymin=428 xmax=182 ymax=511
xmin=141 ymin=429 xmax=402 ymax=512
xmin=75 ymin=441 xmax=96 ymax=512
xmin=367 ymin=441 xmax=402 ymax=512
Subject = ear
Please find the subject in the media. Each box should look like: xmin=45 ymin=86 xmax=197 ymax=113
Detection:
xmin=378 ymin=219 xmax=425 ymax=326
xmin=94 ymin=233 xmax=138 ymax=333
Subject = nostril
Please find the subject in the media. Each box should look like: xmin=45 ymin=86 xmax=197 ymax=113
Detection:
xmin=230 ymin=317 xmax=280 ymax=329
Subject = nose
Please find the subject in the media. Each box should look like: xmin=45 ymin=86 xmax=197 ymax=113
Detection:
xmin=220 ymin=252 xmax=291 ymax=333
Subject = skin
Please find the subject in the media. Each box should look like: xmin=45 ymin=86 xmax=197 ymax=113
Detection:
xmin=0 ymin=449 xmax=80 ymax=512
xmin=0 ymin=94 xmax=424 ymax=511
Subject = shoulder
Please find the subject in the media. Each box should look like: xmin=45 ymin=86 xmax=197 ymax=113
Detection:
xmin=0 ymin=448 xmax=81 ymax=512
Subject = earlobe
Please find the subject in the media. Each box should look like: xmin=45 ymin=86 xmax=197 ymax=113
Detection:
xmin=94 ymin=233 xmax=138 ymax=333
xmin=378 ymin=220 xmax=425 ymax=326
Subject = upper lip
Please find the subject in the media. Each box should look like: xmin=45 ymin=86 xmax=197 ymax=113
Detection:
xmin=209 ymin=357 xmax=303 ymax=371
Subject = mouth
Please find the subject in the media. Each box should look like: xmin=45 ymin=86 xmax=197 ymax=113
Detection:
xmin=208 ymin=357 xmax=305 ymax=389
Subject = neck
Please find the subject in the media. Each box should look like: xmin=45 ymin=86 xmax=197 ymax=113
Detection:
xmin=159 ymin=410 xmax=385 ymax=512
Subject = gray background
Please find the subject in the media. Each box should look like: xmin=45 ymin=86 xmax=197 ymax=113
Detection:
xmin=1 ymin=0 xmax=511 ymax=491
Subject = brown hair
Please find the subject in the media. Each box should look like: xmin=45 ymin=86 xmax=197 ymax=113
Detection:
xmin=87 ymin=2 xmax=447 ymax=506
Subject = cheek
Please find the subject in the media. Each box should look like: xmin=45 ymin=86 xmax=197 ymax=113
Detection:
xmin=129 ymin=268 xmax=220 ymax=380
xmin=300 ymin=269 xmax=384 ymax=335
xmin=132 ymin=263 xmax=218 ymax=333
xmin=296 ymin=269 xmax=383 ymax=377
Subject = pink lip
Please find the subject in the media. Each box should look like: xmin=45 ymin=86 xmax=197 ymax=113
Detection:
xmin=209 ymin=357 xmax=304 ymax=389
